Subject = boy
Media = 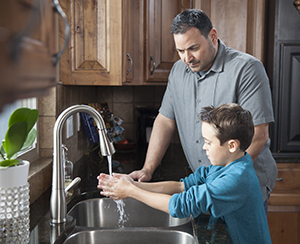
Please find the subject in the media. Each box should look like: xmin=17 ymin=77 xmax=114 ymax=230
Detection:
xmin=97 ymin=103 xmax=272 ymax=244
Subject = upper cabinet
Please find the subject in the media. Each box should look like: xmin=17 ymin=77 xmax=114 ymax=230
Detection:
xmin=59 ymin=0 xmax=192 ymax=86
xmin=59 ymin=0 xmax=267 ymax=86
xmin=0 ymin=0 xmax=57 ymax=111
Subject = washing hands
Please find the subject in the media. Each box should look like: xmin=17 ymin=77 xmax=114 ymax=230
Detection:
xmin=97 ymin=173 xmax=134 ymax=200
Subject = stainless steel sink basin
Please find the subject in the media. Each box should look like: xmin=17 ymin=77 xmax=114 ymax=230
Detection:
xmin=68 ymin=197 xmax=191 ymax=228
xmin=63 ymin=229 xmax=198 ymax=244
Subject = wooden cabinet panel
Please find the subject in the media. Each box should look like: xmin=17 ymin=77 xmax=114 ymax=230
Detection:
xmin=0 ymin=0 xmax=57 ymax=111
xmin=122 ymin=0 xmax=143 ymax=85
xmin=193 ymin=0 xmax=266 ymax=62
xmin=144 ymin=0 xmax=192 ymax=83
xmin=268 ymin=163 xmax=300 ymax=244
xmin=59 ymin=0 xmax=122 ymax=85
xmin=268 ymin=206 xmax=300 ymax=244
xmin=273 ymin=163 xmax=300 ymax=190
xmin=269 ymin=163 xmax=300 ymax=205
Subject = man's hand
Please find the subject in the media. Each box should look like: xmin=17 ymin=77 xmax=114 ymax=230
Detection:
xmin=129 ymin=169 xmax=152 ymax=182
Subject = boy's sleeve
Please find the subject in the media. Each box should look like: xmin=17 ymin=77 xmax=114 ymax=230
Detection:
xmin=169 ymin=167 xmax=249 ymax=219
xmin=182 ymin=165 xmax=215 ymax=190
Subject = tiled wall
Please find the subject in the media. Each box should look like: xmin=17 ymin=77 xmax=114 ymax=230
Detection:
xmin=38 ymin=84 xmax=175 ymax=165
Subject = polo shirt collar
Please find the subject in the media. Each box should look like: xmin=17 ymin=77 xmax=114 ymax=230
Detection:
xmin=210 ymin=39 xmax=225 ymax=73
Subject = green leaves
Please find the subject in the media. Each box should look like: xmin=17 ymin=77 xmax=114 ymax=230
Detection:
xmin=3 ymin=122 xmax=27 ymax=159
xmin=0 ymin=159 xmax=19 ymax=167
xmin=9 ymin=108 xmax=39 ymax=134
xmin=0 ymin=108 xmax=39 ymax=168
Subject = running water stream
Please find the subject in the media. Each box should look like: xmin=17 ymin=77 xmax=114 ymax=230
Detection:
xmin=107 ymin=155 xmax=113 ymax=176
xmin=106 ymin=155 xmax=128 ymax=227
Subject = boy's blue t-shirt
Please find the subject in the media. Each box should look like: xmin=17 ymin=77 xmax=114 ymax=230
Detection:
xmin=169 ymin=153 xmax=272 ymax=244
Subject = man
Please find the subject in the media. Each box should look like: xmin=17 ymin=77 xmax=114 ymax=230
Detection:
xmin=129 ymin=9 xmax=277 ymax=213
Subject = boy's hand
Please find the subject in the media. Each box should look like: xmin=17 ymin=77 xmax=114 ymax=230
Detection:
xmin=97 ymin=173 xmax=134 ymax=199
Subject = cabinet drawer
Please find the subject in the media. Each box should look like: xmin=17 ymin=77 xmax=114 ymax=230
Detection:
xmin=274 ymin=163 xmax=300 ymax=190
xmin=269 ymin=163 xmax=300 ymax=206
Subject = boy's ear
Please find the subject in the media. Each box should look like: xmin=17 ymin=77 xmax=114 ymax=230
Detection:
xmin=228 ymin=139 xmax=239 ymax=153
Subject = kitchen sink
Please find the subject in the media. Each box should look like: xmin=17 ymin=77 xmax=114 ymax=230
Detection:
xmin=63 ymin=229 xmax=198 ymax=244
xmin=68 ymin=197 xmax=192 ymax=229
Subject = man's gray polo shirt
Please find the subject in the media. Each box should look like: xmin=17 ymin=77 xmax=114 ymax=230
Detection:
xmin=159 ymin=39 xmax=278 ymax=201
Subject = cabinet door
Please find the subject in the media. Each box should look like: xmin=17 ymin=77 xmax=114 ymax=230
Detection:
xmin=0 ymin=0 xmax=56 ymax=111
xmin=268 ymin=163 xmax=300 ymax=244
xmin=144 ymin=0 xmax=192 ymax=83
xmin=59 ymin=0 xmax=122 ymax=85
xmin=122 ymin=0 xmax=143 ymax=85
xmin=268 ymin=207 xmax=300 ymax=244
xmin=193 ymin=0 xmax=266 ymax=62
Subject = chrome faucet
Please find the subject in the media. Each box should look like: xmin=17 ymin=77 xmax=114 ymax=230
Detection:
xmin=50 ymin=105 xmax=115 ymax=224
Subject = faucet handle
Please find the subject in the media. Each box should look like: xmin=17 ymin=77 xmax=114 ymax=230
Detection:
xmin=65 ymin=177 xmax=81 ymax=195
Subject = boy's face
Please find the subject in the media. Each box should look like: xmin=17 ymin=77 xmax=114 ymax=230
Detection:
xmin=201 ymin=122 xmax=232 ymax=167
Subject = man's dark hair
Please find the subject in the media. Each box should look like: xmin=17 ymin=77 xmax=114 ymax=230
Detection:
xmin=199 ymin=103 xmax=254 ymax=151
xmin=171 ymin=9 xmax=213 ymax=38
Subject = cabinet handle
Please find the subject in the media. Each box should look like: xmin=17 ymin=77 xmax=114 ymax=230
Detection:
xmin=10 ymin=0 xmax=41 ymax=61
xmin=149 ymin=56 xmax=156 ymax=75
xmin=52 ymin=0 xmax=70 ymax=66
xmin=276 ymin=177 xmax=283 ymax=181
xmin=126 ymin=52 xmax=133 ymax=75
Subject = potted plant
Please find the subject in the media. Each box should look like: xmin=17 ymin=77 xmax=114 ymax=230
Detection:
xmin=0 ymin=107 xmax=38 ymax=243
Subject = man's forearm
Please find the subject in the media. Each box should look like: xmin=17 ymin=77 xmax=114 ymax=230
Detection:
xmin=246 ymin=123 xmax=269 ymax=162
xmin=142 ymin=113 xmax=176 ymax=175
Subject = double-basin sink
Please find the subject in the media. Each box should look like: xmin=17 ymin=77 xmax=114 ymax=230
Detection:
xmin=58 ymin=192 xmax=198 ymax=244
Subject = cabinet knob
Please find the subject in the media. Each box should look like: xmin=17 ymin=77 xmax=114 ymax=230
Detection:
xmin=276 ymin=177 xmax=283 ymax=181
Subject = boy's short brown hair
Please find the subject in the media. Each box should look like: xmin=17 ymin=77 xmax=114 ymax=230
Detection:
xmin=199 ymin=103 xmax=254 ymax=151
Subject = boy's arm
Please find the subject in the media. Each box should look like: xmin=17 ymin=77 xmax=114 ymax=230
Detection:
xmin=111 ymin=173 xmax=185 ymax=194
xmin=134 ymin=180 xmax=184 ymax=194
xmin=130 ymin=185 xmax=172 ymax=214
xmin=98 ymin=174 xmax=173 ymax=214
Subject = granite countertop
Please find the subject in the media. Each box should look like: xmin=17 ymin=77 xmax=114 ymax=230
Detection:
xmin=29 ymin=144 xmax=231 ymax=243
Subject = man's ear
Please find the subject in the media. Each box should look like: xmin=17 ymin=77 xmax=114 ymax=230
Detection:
xmin=209 ymin=28 xmax=218 ymax=45
xmin=228 ymin=139 xmax=239 ymax=153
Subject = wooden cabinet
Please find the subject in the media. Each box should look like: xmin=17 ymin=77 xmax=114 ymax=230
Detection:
xmin=59 ymin=0 xmax=267 ymax=86
xmin=0 ymin=0 xmax=57 ymax=111
xmin=59 ymin=0 xmax=193 ymax=86
xmin=268 ymin=163 xmax=300 ymax=244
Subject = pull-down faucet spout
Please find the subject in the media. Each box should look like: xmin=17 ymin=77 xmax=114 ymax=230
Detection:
xmin=50 ymin=105 xmax=115 ymax=224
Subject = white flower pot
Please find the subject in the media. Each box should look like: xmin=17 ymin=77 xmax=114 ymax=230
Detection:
xmin=0 ymin=160 xmax=30 ymax=243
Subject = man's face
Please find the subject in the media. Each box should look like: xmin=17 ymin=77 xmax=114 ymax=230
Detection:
xmin=173 ymin=27 xmax=218 ymax=73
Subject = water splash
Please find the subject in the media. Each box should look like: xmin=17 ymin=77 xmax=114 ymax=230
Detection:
xmin=105 ymin=155 xmax=128 ymax=227
xmin=114 ymin=199 xmax=128 ymax=227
